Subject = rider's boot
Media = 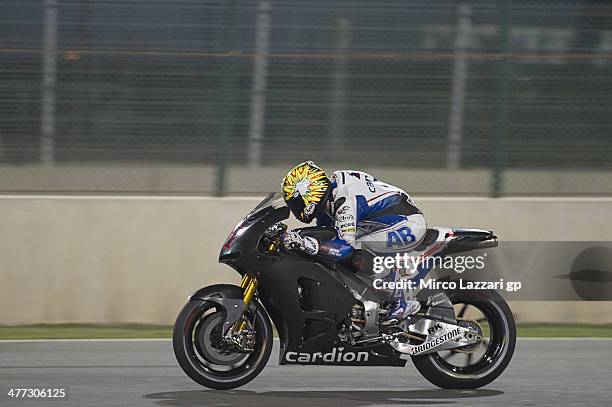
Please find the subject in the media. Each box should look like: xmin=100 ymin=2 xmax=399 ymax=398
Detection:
xmin=381 ymin=297 xmax=421 ymax=326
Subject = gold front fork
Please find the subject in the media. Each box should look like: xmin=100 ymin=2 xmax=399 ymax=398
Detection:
xmin=237 ymin=275 xmax=258 ymax=331
xmin=240 ymin=274 xmax=250 ymax=289
xmin=240 ymin=275 xmax=258 ymax=304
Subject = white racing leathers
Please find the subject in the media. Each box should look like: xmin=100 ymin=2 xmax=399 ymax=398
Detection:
xmin=314 ymin=170 xmax=426 ymax=261
xmin=310 ymin=170 xmax=426 ymax=302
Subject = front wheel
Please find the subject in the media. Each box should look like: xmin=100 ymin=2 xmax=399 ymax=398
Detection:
xmin=173 ymin=296 xmax=273 ymax=390
xmin=411 ymin=289 xmax=516 ymax=389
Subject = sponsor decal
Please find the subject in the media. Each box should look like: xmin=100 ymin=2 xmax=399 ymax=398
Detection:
xmin=333 ymin=197 xmax=346 ymax=212
xmin=304 ymin=202 xmax=317 ymax=216
xmin=410 ymin=328 xmax=462 ymax=355
xmin=427 ymin=323 xmax=442 ymax=335
xmin=365 ymin=177 xmax=376 ymax=193
xmin=337 ymin=205 xmax=350 ymax=215
xmin=285 ymin=347 xmax=369 ymax=363
xmin=328 ymin=248 xmax=341 ymax=257
xmin=427 ymin=293 xmax=447 ymax=307
xmin=338 ymin=214 xmax=354 ymax=222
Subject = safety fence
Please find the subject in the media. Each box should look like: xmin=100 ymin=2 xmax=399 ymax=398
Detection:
xmin=1 ymin=0 xmax=611 ymax=195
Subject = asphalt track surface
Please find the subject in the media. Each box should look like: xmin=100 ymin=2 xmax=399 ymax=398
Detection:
xmin=1 ymin=339 xmax=610 ymax=407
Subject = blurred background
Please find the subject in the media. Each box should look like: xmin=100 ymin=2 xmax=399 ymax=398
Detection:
xmin=2 ymin=0 xmax=612 ymax=195
xmin=1 ymin=0 xmax=611 ymax=325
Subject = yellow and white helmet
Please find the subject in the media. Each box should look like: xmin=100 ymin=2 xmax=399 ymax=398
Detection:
xmin=281 ymin=161 xmax=332 ymax=223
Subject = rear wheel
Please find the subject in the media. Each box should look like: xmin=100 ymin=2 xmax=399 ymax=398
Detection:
xmin=411 ymin=289 xmax=516 ymax=389
xmin=173 ymin=297 xmax=273 ymax=390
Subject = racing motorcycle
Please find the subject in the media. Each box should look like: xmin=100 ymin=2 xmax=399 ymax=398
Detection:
xmin=173 ymin=192 xmax=516 ymax=389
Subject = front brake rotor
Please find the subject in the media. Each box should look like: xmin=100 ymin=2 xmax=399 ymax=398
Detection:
xmin=195 ymin=313 xmax=245 ymax=364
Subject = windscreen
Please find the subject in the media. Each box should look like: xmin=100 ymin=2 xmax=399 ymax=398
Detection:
xmin=221 ymin=192 xmax=288 ymax=256
xmin=246 ymin=192 xmax=286 ymax=219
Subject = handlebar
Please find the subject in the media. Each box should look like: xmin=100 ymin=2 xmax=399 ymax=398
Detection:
xmin=260 ymin=222 xmax=288 ymax=253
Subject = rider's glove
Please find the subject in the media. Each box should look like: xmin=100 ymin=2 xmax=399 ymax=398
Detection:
xmin=281 ymin=230 xmax=303 ymax=250
xmin=281 ymin=231 xmax=319 ymax=256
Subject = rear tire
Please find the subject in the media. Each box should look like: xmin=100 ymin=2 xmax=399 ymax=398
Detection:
xmin=411 ymin=289 xmax=516 ymax=389
xmin=173 ymin=297 xmax=273 ymax=390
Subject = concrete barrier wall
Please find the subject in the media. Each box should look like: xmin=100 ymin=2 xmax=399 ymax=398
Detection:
xmin=1 ymin=195 xmax=611 ymax=324
xmin=2 ymin=164 xmax=612 ymax=195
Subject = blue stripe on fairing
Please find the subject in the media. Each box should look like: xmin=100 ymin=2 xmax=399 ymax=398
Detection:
xmin=356 ymin=193 xmax=402 ymax=221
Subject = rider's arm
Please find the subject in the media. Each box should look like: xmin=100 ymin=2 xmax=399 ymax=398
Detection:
xmin=281 ymin=228 xmax=354 ymax=261
xmin=283 ymin=181 xmax=359 ymax=262
xmin=311 ymin=186 xmax=358 ymax=261
xmin=332 ymin=190 xmax=358 ymax=247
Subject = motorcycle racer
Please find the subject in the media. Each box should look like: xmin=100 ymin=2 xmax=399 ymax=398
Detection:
xmin=280 ymin=160 xmax=427 ymax=324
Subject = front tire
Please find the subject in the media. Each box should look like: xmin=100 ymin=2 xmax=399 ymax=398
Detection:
xmin=173 ymin=296 xmax=273 ymax=390
xmin=411 ymin=289 xmax=516 ymax=389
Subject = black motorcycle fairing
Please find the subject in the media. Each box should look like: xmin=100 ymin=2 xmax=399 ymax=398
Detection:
xmin=255 ymin=253 xmax=405 ymax=366
xmin=219 ymin=202 xmax=290 ymax=274
xmin=452 ymin=228 xmax=493 ymax=239
xmin=443 ymin=228 xmax=498 ymax=255
xmin=256 ymin=254 xmax=352 ymax=353
xmin=295 ymin=225 xmax=338 ymax=241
